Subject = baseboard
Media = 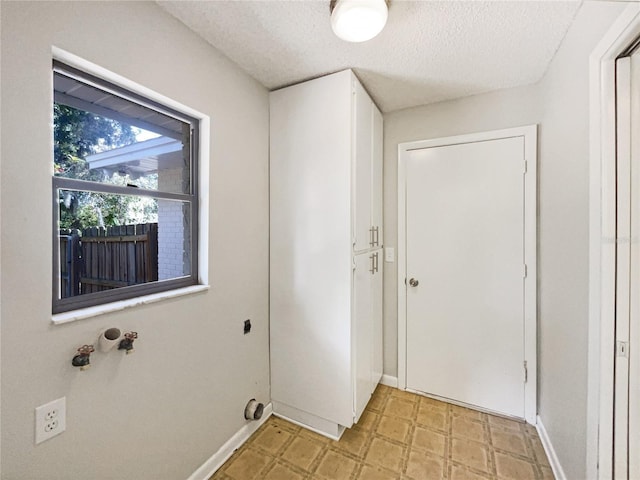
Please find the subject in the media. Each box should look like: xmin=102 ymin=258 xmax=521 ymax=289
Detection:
xmin=380 ymin=374 xmax=398 ymax=388
xmin=536 ymin=415 xmax=567 ymax=480
xmin=187 ymin=403 xmax=273 ymax=480
xmin=272 ymin=400 xmax=345 ymax=440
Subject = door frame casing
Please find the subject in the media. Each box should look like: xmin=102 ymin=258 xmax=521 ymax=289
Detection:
xmin=397 ymin=125 xmax=538 ymax=425
xmin=588 ymin=5 xmax=640 ymax=479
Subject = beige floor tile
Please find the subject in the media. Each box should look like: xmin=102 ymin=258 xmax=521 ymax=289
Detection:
xmin=529 ymin=435 xmax=551 ymax=466
xmin=451 ymin=438 xmax=491 ymax=474
xmin=384 ymin=397 xmax=415 ymax=419
xmin=315 ymin=450 xmax=358 ymax=480
xmin=224 ymin=448 xmax=271 ymax=480
xmin=377 ymin=415 xmax=411 ymax=443
xmin=419 ymin=395 xmax=447 ymax=410
xmin=252 ymin=422 xmax=293 ymax=454
xmin=417 ymin=407 xmax=448 ymax=431
xmin=211 ymin=388 xmax=552 ymax=480
xmin=357 ymin=464 xmax=400 ymax=480
xmin=208 ymin=469 xmax=230 ymax=480
xmin=491 ymin=428 xmax=529 ymax=457
xmin=337 ymin=425 xmax=370 ymax=458
xmin=412 ymin=425 xmax=446 ymax=456
xmin=375 ymin=385 xmax=394 ymax=395
xmin=450 ymin=463 xmax=494 ymax=480
xmin=365 ymin=437 xmax=405 ymax=472
xmin=488 ymin=414 xmax=522 ymax=431
xmin=541 ymin=465 xmax=555 ymax=480
xmin=299 ymin=427 xmax=332 ymax=444
xmin=356 ymin=409 xmax=379 ymax=431
xmin=390 ymin=388 xmax=419 ymax=403
xmin=368 ymin=392 xmax=388 ymax=412
xmin=452 ymin=415 xmax=486 ymax=442
xmin=451 ymin=404 xmax=485 ymax=421
xmin=270 ymin=415 xmax=302 ymax=433
xmin=495 ymin=452 xmax=538 ymax=480
xmin=523 ymin=423 xmax=538 ymax=436
xmin=262 ymin=462 xmax=306 ymax=480
xmin=281 ymin=435 xmax=324 ymax=471
xmin=404 ymin=449 xmax=445 ymax=480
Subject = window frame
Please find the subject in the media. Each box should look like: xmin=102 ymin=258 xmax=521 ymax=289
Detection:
xmin=52 ymin=61 xmax=200 ymax=314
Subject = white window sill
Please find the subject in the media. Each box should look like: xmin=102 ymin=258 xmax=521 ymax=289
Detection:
xmin=51 ymin=285 xmax=210 ymax=325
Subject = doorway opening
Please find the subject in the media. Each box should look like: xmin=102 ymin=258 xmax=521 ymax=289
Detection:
xmin=589 ymin=4 xmax=640 ymax=478
xmin=396 ymin=126 xmax=537 ymax=425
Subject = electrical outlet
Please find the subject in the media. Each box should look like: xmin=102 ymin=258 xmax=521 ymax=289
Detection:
xmin=35 ymin=397 xmax=66 ymax=444
xmin=384 ymin=247 xmax=395 ymax=263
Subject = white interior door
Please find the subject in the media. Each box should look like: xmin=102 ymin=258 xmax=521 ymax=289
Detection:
xmin=405 ymin=137 xmax=526 ymax=418
xmin=614 ymin=55 xmax=632 ymax=480
xmin=630 ymin=50 xmax=640 ymax=477
xmin=614 ymin=49 xmax=640 ymax=480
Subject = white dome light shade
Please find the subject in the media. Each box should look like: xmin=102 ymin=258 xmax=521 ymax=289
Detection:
xmin=331 ymin=0 xmax=388 ymax=43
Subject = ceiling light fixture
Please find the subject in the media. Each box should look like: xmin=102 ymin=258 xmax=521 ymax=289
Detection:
xmin=330 ymin=0 xmax=388 ymax=43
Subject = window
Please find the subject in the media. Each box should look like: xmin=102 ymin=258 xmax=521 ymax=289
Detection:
xmin=52 ymin=61 xmax=199 ymax=314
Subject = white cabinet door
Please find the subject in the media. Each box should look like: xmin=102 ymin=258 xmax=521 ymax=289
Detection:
xmin=270 ymin=71 xmax=355 ymax=430
xmin=270 ymin=70 xmax=383 ymax=436
xmin=371 ymin=106 xmax=383 ymax=248
xmin=353 ymin=252 xmax=373 ymax=421
xmin=353 ymin=81 xmax=373 ymax=253
xmin=371 ymin=249 xmax=383 ymax=387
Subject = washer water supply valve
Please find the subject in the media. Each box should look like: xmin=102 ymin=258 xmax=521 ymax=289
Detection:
xmin=118 ymin=331 xmax=138 ymax=354
xmin=72 ymin=345 xmax=95 ymax=370
xmin=244 ymin=399 xmax=264 ymax=421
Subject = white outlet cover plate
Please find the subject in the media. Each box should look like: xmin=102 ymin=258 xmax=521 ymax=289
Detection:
xmin=35 ymin=397 xmax=66 ymax=444
xmin=385 ymin=247 xmax=395 ymax=263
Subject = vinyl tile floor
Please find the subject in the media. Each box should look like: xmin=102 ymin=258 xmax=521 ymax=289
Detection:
xmin=210 ymin=385 xmax=553 ymax=480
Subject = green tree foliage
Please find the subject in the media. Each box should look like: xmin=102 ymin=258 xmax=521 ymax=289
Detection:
xmin=54 ymin=104 xmax=157 ymax=230
xmin=54 ymin=103 xmax=136 ymax=180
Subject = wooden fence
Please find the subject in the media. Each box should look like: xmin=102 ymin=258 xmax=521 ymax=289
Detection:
xmin=59 ymin=223 xmax=158 ymax=298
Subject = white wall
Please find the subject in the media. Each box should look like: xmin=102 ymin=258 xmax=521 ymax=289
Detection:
xmin=0 ymin=2 xmax=270 ymax=479
xmin=535 ymin=4 xmax=625 ymax=479
xmin=382 ymin=2 xmax=625 ymax=479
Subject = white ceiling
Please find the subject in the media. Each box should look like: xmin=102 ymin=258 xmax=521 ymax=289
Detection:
xmin=158 ymin=0 xmax=582 ymax=112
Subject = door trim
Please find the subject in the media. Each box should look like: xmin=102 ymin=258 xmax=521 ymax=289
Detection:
xmin=397 ymin=125 xmax=538 ymax=424
xmin=588 ymin=5 xmax=640 ymax=478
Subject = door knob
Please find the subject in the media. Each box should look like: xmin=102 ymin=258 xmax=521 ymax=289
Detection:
xmin=409 ymin=278 xmax=419 ymax=287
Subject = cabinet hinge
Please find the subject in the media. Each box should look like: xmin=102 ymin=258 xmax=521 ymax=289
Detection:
xmin=524 ymin=160 xmax=528 ymax=174
xmin=524 ymin=361 xmax=528 ymax=383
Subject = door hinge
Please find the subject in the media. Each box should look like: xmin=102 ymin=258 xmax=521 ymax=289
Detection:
xmin=523 ymin=264 xmax=528 ymax=278
xmin=524 ymin=160 xmax=528 ymax=174
xmin=524 ymin=361 xmax=528 ymax=383
xmin=617 ymin=341 xmax=629 ymax=358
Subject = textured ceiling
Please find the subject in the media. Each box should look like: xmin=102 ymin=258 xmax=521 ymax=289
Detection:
xmin=158 ymin=0 xmax=581 ymax=112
